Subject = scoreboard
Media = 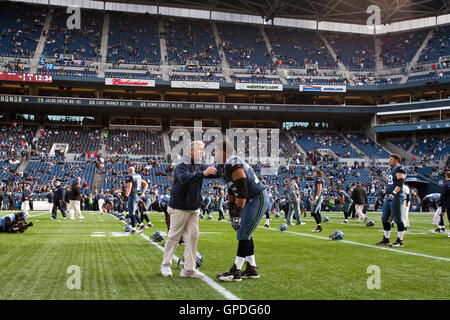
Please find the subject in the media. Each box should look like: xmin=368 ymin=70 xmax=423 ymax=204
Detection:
xmin=0 ymin=72 xmax=53 ymax=83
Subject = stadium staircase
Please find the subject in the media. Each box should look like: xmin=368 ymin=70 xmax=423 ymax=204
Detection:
xmin=343 ymin=135 xmax=370 ymax=160
xmin=162 ymin=131 xmax=172 ymax=156
xmin=382 ymin=141 xmax=412 ymax=160
xmin=98 ymin=12 xmax=110 ymax=78
xmin=284 ymin=131 xmax=306 ymax=155
xmin=211 ymin=22 xmax=232 ymax=82
xmin=319 ymin=32 xmax=351 ymax=81
xmin=259 ymin=26 xmax=287 ymax=84
xmin=374 ymin=36 xmax=384 ymax=72
xmin=30 ymin=7 xmax=54 ymax=73
xmin=401 ymin=28 xmax=435 ymax=84
xmin=158 ymin=18 xmax=170 ymax=81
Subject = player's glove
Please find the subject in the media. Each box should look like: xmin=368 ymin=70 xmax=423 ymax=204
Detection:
xmin=385 ymin=193 xmax=395 ymax=202
xmin=229 ymin=204 xmax=244 ymax=231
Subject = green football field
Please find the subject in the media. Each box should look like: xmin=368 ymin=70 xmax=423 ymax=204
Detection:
xmin=0 ymin=210 xmax=448 ymax=300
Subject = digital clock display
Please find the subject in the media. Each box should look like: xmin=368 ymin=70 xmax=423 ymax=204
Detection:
xmin=0 ymin=72 xmax=53 ymax=83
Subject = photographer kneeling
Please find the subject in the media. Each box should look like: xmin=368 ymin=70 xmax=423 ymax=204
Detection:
xmin=0 ymin=212 xmax=33 ymax=233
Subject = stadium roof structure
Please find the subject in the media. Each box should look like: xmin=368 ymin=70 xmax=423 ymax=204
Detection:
xmin=106 ymin=0 xmax=450 ymax=25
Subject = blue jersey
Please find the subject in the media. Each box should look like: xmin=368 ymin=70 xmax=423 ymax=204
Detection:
xmin=339 ymin=190 xmax=352 ymax=202
xmin=222 ymin=155 xmax=266 ymax=200
xmin=125 ymin=174 xmax=142 ymax=194
xmin=313 ymin=178 xmax=324 ymax=197
xmin=0 ymin=214 xmax=15 ymax=229
xmin=158 ymin=195 xmax=170 ymax=212
xmin=386 ymin=165 xmax=406 ymax=194
xmin=424 ymin=193 xmax=440 ymax=204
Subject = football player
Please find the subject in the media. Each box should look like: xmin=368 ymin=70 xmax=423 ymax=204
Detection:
xmin=137 ymin=191 xmax=153 ymax=227
xmin=376 ymin=154 xmax=407 ymax=248
xmin=423 ymin=193 xmax=445 ymax=233
xmin=124 ymin=166 xmax=148 ymax=234
xmin=216 ymin=140 xmax=271 ymax=282
xmin=337 ymin=186 xmax=353 ymax=224
xmin=214 ymin=181 xmax=226 ymax=221
xmin=151 ymin=194 xmax=184 ymax=245
xmin=311 ymin=169 xmax=324 ymax=232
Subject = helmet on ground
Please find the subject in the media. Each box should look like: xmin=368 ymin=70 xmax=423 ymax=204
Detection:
xmin=280 ymin=224 xmax=288 ymax=231
xmin=152 ymin=231 xmax=165 ymax=242
xmin=329 ymin=230 xmax=344 ymax=240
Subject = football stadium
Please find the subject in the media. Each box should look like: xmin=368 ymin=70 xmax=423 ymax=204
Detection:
xmin=0 ymin=0 xmax=449 ymax=308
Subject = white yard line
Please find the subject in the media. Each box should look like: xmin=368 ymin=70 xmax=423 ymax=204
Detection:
xmin=263 ymin=226 xmax=450 ymax=262
xmin=113 ymin=214 xmax=241 ymax=300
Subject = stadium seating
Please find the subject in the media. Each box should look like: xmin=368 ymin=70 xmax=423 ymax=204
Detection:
xmin=346 ymin=134 xmax=390 ymax=159
xmin=165 ymin=17 xmax=220 ymax=66
xmin=43 ymin=8 xmax=103 ymax=61
xmin=411 ymin=137 xmax=449 ymax=160
xmin=266 ymin=27 xmax=337 ymax=69
xmin=391 ymin=139 xmax=414 ymax=151
xmin=325 ymin=33 xmax=375 ymax=71
xmin=0 ymin=124 xmax=37 ymax=157
xmin=107 ymin=12 xmax=161 ymax=65
xmin=217 ymin=22 xmax=273 ymax=70
xmin=24 ymin=161 xmax=96 ymax=188
xmin=0 ymin=2 xmax=46 ymax=58
xmin=418 ymin=25 xmax=450 ymax=65
xmin=37 ymin=126 xmax=104 ymax=155
xmin=380 ymin=29 xmax=429 ymax=68
xmin=294 ymin=133 xmax=362 ymax=158
xmin=106 ymin=129 xmax=165 ymax=155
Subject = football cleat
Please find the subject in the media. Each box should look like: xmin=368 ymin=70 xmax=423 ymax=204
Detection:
xmin=296 ymin=222 xmax=306 ymax=226
xmin=329 ymin=230 xmax=344 ymax=240
xmin=433 ymin=228 xmax=441 ymax=233
xmin=264 ymin=224 xmax=270 ymax=228
xmin=312 ymin=225 xmax=322 ymax=233
xmin=241 ymin=262 xmax=260 ymax=279
xmin=375 ymin=237 xmax=391 ymax=246
xmin=216 ymin=264 xmax=242 ymax=282
xmin=390 ymin=238 xmax=404 ymax=248
xmin=342 ymin=219 xmax=349 ymax=224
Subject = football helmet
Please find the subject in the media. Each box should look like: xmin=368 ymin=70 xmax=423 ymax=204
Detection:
xmin=323 ymin=216 xmax=329 ymax=222
xmin=366 ymin=220 xmax=375 ymax=227
xmin=178 ymin=252 xmax=204 ymax=269
xmin=280 ymin=224 xmax=288 ymax=231
xmin=329 ymin=230 xmax=344 ymax=240
xmin=152 ymin=231 xmax=165 ymax=242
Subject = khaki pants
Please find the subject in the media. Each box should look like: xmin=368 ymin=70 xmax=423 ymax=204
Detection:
xmin=48 ymin=202 xmax=53 ymax=213
xmin=98 ymin=199 xmax=105 ymax=214
xmin=162 ymin=207 xmax=200 ymax=271
xmin=355 ymin=204 xmax=366 ymax=221
xmin=68 ymin=200 xmax=83 ymax=219
xmin=21 ymin=200 xmax=30 ymax=213
xmin=403 ymin=203 xmax=410 ymax=227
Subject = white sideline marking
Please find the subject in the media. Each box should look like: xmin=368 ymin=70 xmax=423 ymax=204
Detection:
xmin=139 ymin=232 xmax=240 ymax=301
xmin=216 ymin=219 xmax=450 ymax=262
xmin=264 ymin=226 xmax=450 ymax=262
xmin=112 ymin=215 xmax=240 ymax=300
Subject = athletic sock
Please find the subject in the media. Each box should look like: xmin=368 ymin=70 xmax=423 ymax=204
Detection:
xmin=246 ymin=255 xmax=256 ymax=267
xmin=398 ymin=231 xmax=404 ymax=240
xmin=234 ymin=256 xmax=246 ymax=270
xmin=384 ymin=230 xmax=390 ymax=239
